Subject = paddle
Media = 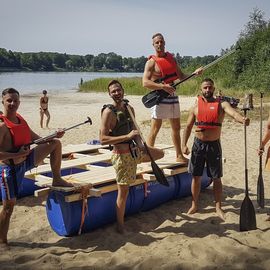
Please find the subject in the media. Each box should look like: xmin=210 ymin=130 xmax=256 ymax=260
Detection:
xmin=257 ymin=92 xmax=265 ymax=208
xmin=124 ymin=100 xmax=169 ymax=187
xmin=26 ymin=117 xmax=92 ymax=147
xmin=142 ymin=45 xmax=241 ymax=108
xmin=240 ymin=94 xmax=257 ymax=231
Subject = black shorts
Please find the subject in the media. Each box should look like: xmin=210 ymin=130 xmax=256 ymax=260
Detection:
xmin=188 ymin=137 xmax=223 ymax=178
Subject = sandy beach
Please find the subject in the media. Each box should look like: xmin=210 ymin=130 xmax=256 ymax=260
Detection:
xmin=1 ymin=91 xmax=270 ymax=270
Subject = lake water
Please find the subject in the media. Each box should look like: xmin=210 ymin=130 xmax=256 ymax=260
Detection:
xmin=0 ymin=71 xmax=143 ymax=95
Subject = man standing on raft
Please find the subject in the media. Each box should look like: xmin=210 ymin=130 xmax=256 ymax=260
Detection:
xmin=142 ymin=33 xmax=203 ymax=163
xmin=0 ymin=88 xmax=72 ymax=248
xmin=182 ymin=78 xmax=250 ymax=220
xmin=100 ymin=80 xmax=164 ymax=233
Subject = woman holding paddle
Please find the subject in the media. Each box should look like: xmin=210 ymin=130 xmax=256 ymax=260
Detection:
xmin=182 ymin=78 xmax=250 ymax=221
xmin=100 ymin=80 xmax=164 ymax=234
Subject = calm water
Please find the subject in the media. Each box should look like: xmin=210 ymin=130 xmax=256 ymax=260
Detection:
xmin=0 ymin=71 xmax=143 ymax=95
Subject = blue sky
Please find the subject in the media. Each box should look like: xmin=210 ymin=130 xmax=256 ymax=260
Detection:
xmin=0 ymin=0 xmax=270 ymax=57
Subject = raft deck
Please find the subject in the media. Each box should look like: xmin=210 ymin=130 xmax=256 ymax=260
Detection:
xmin=25 ymin=143 xmax=189 ymax=202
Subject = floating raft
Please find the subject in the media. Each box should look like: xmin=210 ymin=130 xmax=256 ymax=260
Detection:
xmin=27 ymin=144 xmax=211 ymax=236
xmin=0 ymin=143 xmax=109 ymax=201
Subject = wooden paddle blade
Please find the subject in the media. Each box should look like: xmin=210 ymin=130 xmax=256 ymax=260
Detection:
xmin=240 ymin=196 xmax=257 ymax=231
xmin=151 ymin=161 xmax=169 ymax=187
xmin=257 ymin=173 xmax=265 ymax=208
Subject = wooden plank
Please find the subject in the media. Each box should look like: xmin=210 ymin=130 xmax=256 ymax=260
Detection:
xmin=33 ymin=148 xmax=185 ymax=190
xmin=141 ymin=173 xmax=156 ymax=181
xmin=64 ymin=178 xmax=146 ymax=202
xmin=163 ymin=166 xmax=188 ymax=176
xmin=65 ymin=188 xmax=102 ymax=202
xmin=62 ymin=144 xmax=107 ymax=156
xmin=25 ymin=152 xmax=112 ymax=176
xmin=34 ymin=187 xmax=50 ymax=197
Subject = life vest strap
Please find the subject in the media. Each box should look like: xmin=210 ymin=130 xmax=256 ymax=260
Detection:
xmin=195 ymin=121 xmax=222 ymax=127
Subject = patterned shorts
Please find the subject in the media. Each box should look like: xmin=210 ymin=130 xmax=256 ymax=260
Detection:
xmin=0 ymin=151 xmax=35 ymax=200
xmin=111 ymin=150 xmax=142 ymax=185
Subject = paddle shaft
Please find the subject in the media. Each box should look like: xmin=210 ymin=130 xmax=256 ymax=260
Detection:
xmin=243 ymin=109 xmax=249 ymax=196
xmin=239 ymin=99 xmax=257 ymax=231
xmin=259 ymin=92 xmax=263 ymax=172
xmin=125 ymin=104 xmax=154 ymax=162
xmin=257 ymin=92 xmax=264 ymax=207
xmin=28 ymin=117 xmax=92 ymax=146
xmin=172 ymin=47 xmax=239 ymax=88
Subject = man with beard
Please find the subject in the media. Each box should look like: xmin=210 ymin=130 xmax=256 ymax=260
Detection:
xmin=100 ymin=80 xmax=164 ymax=233
xmin=0 ymin=87 xmax=72 ymax=249
xmin=182 ymin=78 xmax=250 ymax=221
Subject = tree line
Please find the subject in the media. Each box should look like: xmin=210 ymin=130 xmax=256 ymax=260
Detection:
xmin=0 ymin=47 xmax=218 ymax=74
xmin=0 ymin=9 xmax=269 ymax=91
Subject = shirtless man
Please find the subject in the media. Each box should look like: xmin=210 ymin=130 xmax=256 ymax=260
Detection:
xmin=0 ymin=87 xmax=72 ymax=248
xmin=258 ymin=114 xmax=270 ymax=221
xmin=142 ymin=33 xmax=203 ymax=163
xmin=182 ymin=78 xmax=250 ymax=220
xmin=40 ymin=90 xmax=50 ymax=128
xmin=100 ymin=80 xmax=164 ymax=233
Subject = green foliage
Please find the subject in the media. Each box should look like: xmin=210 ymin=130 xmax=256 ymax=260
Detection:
xmin=206 ymin=8 xmax=270 ymax=93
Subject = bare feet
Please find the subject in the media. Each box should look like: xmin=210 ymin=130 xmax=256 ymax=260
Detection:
xmin=187 ymin=206 xmax=197 ymax=215
xmin=116 ymin=224 xmax=125 ymax=234
xmin=266 ymin=215 xmax=270 ymax=221
xmin=176 ymin=155 xmax=189 ymax=164
xmin=216 ymin=208 xmax=225 ymax=221
xmin=0 ymin=241 xmax=10 ymax=251
xmin=52 ymin=178 xmax=74 ymax=187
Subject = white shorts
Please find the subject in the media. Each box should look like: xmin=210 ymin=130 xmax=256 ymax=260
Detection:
xmin=151 ymin=96 xmax=180 ymax=119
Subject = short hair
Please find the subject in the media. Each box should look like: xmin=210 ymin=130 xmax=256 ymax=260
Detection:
xmin=2 ymin=88 xmax=20 ymax=97
xmin=202 ymin=78 xmax=214 ymax=85
xmin=42 ymin=90 xmax=47 ymax=95
xmin=107 ymin=80 xmax=123 ymax=91
xmin=152 ymin=33 xmax=164 ymax=40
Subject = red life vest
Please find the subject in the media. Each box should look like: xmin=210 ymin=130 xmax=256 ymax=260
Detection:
xmin=195 ymin=96 xmax=221 ymax=129
xmin=149 ymin=52 xmax=179 ymax=83
xmin=0 ymin=113 xmax=31 ymax=148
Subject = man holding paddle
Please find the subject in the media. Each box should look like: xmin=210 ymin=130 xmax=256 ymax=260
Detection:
xmin=142 ymin=33 xmax=203 ymax=163
xmin=258 ymin=114 xmax=270 ymax=221
xmin=182 ymin=78 xmax=250 ymax=221
xmin=0 ymin=87 xmax=72 ymax=249
xmin=100 ymin=80 xmax=164 ymax=234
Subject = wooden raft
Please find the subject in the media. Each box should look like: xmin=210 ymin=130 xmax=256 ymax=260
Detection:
xmin=27 ymin=144 xmax=187 ymax=202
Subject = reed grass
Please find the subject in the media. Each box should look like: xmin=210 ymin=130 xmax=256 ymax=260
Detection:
xmin=79 ymin=77 xmax=269 ymax=101
xmin=79 ymin=77 xmax=148 ymax=95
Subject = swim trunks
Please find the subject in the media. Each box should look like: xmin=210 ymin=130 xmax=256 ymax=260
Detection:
xmin=111 ymin=150 xmax=142 ymax=185
xmin=151 ymin=95 xmax=180 ymax=119
xmin=0 ymin=151 xmax=35 ymax=200
xmin=188 ymin=137 xmax=223 ymax=178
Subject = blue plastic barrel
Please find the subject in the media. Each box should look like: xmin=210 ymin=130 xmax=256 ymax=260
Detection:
xmin=46 ymin=189 xmax=132 ymax=236
xmin=139 ymin=176 xmax=176 ymax=212
xmin=0 ymin=177 xmax=41 ymax=201
xmin=174 ymin=168 xmax=211 ymax=198
xmin=46 ymin=170 xmax=211 ymax=236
